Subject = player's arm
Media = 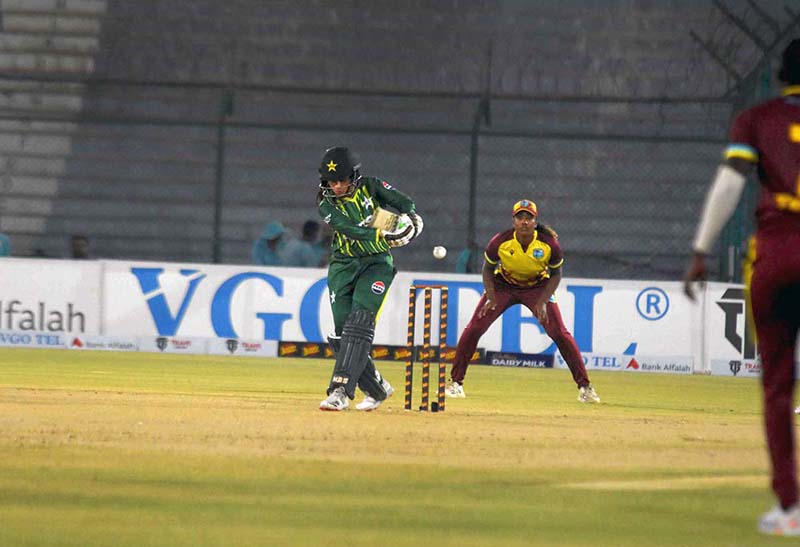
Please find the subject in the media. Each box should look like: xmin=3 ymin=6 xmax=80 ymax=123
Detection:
xmin=477 ymin=259 xmax=498 ymax=318
xmin=532 ymin=240 xmax=564 ymax=322
xmin=319 ymin=201 xmax=382 ymax=244
xmin=691 ymin=157 xmax=753 ymax=254
xmin=533 ymin=267 xmax=561 ymax=323
xmin=478 ymin=234 xmax=502 ymax=318
xmin=684 ymin=107 xmax=759 ymax=300
xmin=369 ymin=178 xmax=416 ymax=214
xmin=539 ymin=263 xmax=563 ymax=303
xmin=683 ymin=156 xmax=755 ymax=300
xmin=369 ymin=178 xmax=424 ymax=238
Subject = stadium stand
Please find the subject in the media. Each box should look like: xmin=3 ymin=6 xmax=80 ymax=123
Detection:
xmin=0 ymin=1 xmax=785 ymax=278
xmin=0 ymin=0 xmax=105 ymax=257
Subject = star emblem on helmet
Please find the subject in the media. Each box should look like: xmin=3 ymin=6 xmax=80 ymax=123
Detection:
xmin=326 ymin=160 xmax=337 ymax=172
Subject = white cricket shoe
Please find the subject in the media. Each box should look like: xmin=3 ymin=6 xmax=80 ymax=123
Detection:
xmin=578 ymin=385 xmax=601 ymax=403
xmin=795 ymin=406 xmax=800 ymax=415
xmin=446 ymin=381 xmax=465 ymax=398
xmin=356 ymin=379 xmax=394 ymax=411
xmin=758 ymin=504 xmax=800 ymax=536
xmin=320 ymin=386 xmax=349 ymax=411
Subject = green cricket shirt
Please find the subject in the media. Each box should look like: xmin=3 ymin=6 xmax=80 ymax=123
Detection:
xmin=318 ymin=177 xmax=416 ymax=259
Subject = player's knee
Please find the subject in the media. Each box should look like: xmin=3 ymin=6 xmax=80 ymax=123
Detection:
xmin=342 ymin=308 xmax=376 ymax=341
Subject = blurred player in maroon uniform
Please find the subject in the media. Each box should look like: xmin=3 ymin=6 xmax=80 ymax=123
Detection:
xmin=447 ymin=199 xmax=600 ymax=403
xmin=684 ymin=39 xmax=800 ymax=536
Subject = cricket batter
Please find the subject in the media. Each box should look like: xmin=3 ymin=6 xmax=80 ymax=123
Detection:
xmin=317 ymin=147 xmax=423 ymax=411
xmin=447 ymin=199 xmax=600 ymax=403
xmin=684 ymin=39 xmax=800 ymax=536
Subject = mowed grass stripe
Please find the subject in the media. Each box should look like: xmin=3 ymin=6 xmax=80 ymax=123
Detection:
xmin=0 ymin=447 xmax=777 ymax=547
xmin=0 ymin=348 xmax=788 ymax=547
xmin=561 ymin=474 xmax=767 ymax=491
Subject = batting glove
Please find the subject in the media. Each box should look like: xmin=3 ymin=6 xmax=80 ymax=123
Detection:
xmin=409 ymin=212 xmax=424 ymax=239
xmin=383 ymin=214 xmax=415 ymax=248
xmin=385 ymin=226 xmax=415 ymax=247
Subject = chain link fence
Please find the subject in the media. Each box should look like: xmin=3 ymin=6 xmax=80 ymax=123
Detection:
xmin=0 ymin=85 xmax=732 ymax=280
xmin=2 ymin=1 xmax=797 ymax=280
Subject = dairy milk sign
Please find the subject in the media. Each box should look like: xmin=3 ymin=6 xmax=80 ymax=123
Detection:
xmin=102 ymin=262 xmax=692 ymax=357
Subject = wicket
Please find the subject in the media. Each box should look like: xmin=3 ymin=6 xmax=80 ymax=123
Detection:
xmin=404 ymin=285 xmax=449 ymax=412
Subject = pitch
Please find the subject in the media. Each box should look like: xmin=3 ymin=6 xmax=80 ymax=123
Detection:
xmin=0 ymin=348 xmax=785 ymax=546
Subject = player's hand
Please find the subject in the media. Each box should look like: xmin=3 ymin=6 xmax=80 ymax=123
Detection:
xmin=533 ymin=302 xmax=548 ymax=323
xmin=385 ymin=225 xmax=415 ymax=247
xmin=409 ymin=212 xmax=424 ymax=238
xmin=478 ymin=292 xmax=497 ymax=318
xmin=383 ymin=214 xmax=415 ymax=247
xmin=683 ymin=253 xmax=707 ymax=301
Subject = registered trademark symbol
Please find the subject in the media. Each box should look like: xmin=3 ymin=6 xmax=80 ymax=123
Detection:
xmin=636 ymin=287 xmax=669 ymax=321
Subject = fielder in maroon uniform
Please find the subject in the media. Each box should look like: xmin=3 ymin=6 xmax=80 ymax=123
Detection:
xmin=684 ymin=40 xmax=800 ymax=536
xmin=447 ymin=199 xmax=600 ymax=403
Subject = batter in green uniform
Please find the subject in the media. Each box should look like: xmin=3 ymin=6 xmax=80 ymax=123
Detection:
xmin=317 ymin=147 xmax=423 ymax=411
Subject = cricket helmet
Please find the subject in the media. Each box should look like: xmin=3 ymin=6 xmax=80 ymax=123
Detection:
xmin=318 ymin=146 xmax=362 ymax=199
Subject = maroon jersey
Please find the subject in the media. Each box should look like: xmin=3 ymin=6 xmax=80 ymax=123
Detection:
xmin=726 ymin=88 xmax=800 ymax=232
xmin=484 ymin=228 xmax=563 ymax=287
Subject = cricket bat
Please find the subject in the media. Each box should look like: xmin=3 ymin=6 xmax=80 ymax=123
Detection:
xmin=368 ymin=207 xmax=400 ymax=232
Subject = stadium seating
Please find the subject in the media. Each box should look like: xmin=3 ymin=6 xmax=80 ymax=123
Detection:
xmin=0 ymin=1 xmax=773 ymax=278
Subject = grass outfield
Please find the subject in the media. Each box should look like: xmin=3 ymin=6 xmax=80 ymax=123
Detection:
xmin=0 ymin=348 xmax=795 ymax=547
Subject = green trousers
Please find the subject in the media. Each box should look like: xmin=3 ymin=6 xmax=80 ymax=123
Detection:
xmin=327 ymin=253 xmax=396 ymax=335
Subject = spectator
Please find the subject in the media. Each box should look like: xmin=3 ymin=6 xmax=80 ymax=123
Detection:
xmin=301 ymin=219 xmax=320 ymax=245
xmin=297 ymin=219 xmax=325 ymax=267
xmin=252 ymin=221 xmax=316 ymax=267
xmin=0 ymin=233 xmax=10 ymax=257
xmin=252 ymin=222 xmax=288 ymax=265
xmin=299 ymin=219 xmax=331 ymax=267
xmin=455 ymin=243 xmax=481 ymax=273
xmin=315 ymin=225 xmax=334 ymax=267
xmin=70 ymin=235 xmax=90 ymax=259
